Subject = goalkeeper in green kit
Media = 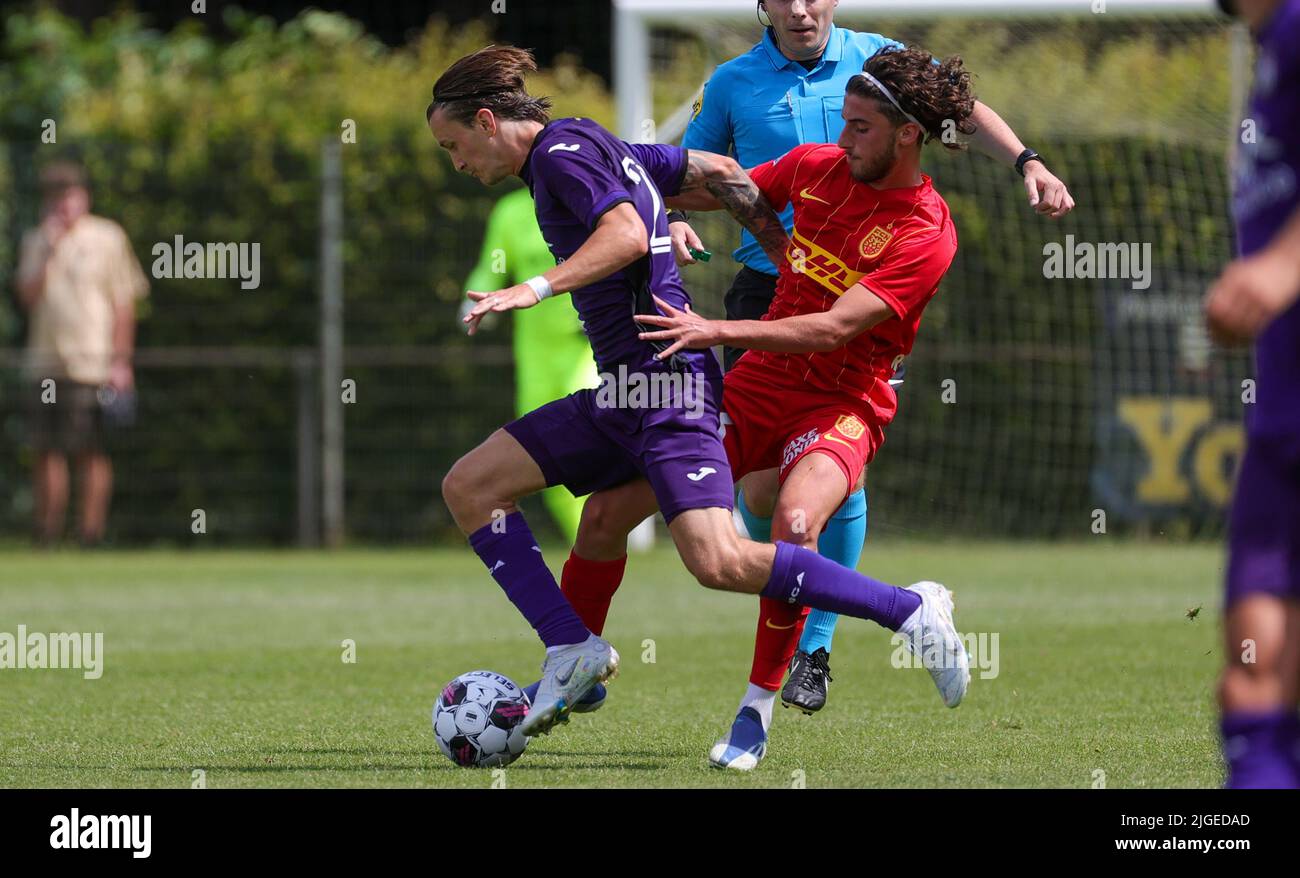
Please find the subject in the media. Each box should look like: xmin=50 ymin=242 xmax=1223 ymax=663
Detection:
xmin=462 ymin=187 xmax=598 ymax=542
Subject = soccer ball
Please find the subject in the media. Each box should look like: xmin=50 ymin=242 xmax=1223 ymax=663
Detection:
xmin=433 ymin=670 xmax=531 ymax=768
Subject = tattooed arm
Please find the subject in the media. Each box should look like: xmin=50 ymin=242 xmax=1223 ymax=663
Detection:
xmin=666 ymin=151 xmax=790 ymax=268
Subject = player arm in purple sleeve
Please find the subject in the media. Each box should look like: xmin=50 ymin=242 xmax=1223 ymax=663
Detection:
xmin=1206 ymin=203 xmax=1300 ymax=344
xmin=664 ymin=149 xmax=790 ymax=268
xmin=464 ymin=203 xmax=650 ymax=334
xmin=464 ymin=139 xmax=652 ymax=333
xmin=626 ymin=142 xmax=691 ymax=197
xmin=628 ymin=140 xmax=709 ymax=267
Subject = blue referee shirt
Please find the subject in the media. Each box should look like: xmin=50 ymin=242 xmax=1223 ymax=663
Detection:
xmin=682 ymin=25 xmax=904 ymax=275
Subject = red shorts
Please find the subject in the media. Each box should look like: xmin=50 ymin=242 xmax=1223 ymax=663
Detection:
xmin=721 ymin=361 xmax=887 ymax=499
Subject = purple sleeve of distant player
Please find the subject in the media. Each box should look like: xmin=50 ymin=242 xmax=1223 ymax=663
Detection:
xmin=627 ymin=143 xmax=689 ymax=197
xmin=1235 ymin=1 xmax=1300 ymax=256
xmin=532 ymin=134 xmax=634 ymax=231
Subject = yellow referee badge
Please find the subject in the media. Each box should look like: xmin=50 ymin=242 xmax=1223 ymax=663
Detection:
xmin=860 ymin=225 xmax=893 ymax=260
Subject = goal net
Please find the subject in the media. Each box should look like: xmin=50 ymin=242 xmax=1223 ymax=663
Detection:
xmin=615 ymin=0 xmax=1251 ymax=539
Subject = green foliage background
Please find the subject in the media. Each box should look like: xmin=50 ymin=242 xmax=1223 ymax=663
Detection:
xmin=0 ymin=7 xmax=612 ymax=544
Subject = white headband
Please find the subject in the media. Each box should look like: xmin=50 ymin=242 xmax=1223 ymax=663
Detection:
xmin=858 ymin=71 xmax=924 ymax=130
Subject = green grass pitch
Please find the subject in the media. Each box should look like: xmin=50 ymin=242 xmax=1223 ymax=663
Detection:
xmin=0 ymin=541 xmax=1225 ymax=788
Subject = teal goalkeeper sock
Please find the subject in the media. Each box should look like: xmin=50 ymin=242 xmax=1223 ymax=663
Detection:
xmin=736 ymin=488 xmax=772 ymax=542
xmin=799 ymin=488 xmax=868 ymax=655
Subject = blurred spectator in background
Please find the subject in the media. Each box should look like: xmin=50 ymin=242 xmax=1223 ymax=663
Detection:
xmin=461 ymin=187 xmax=598 ymax=543
xmin=14 ymin=160 xmax=149 ymax=547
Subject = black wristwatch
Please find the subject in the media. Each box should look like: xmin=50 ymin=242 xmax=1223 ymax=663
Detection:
xmin=1015 ymin=148 xmax=1044 ymax=178
xmin=666 ymin=209 xmax=689 ymax=225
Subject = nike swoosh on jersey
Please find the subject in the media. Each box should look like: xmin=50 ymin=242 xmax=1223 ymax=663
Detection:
xmin=800 ymin=188 xmax=831 ymax=205
xmin=822 ymin=432 xmax=857 ymax=450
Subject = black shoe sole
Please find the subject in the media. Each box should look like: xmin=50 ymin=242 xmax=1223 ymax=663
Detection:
xmin=780 ymin=696 xmax=825 ymax=716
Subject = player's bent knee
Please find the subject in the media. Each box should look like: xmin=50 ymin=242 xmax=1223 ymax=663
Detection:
xmin=685 ymin=545 xmax=748 ymax=593
xmin=440 ymin=460 xmax=470 ymax=512
xmin=741 ymin=476 xmax=779 ymax=518
xmin=442 ymin=455 xmax=494 ymax=517
xmin=692 ymin=563 xmax=739 ymax=592
xmin=578 ymin=493 xmax=633 ymax=553
xmin=771 ymin=508 xmax=822 ymax=547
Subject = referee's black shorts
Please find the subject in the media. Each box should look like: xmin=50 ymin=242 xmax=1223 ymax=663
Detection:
xmin=722 ymin=265 xmax=779 ymax=372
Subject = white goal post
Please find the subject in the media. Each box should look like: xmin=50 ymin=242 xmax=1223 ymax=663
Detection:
xmin=613 ymin=0 xmax=1225 ymax=142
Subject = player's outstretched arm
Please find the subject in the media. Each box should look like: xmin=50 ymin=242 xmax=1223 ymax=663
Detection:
xmin=636 ymin=285 xmax=894 ymax=359
xmin=670 ymin=150 xmax=790 ymax=267
xmin=967 ymin=100 xmax=1074 ymax=219
xmin=463 ymin=203 xmax=648 ymax=335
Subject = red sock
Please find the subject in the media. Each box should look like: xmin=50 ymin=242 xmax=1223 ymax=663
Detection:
xmin=750 ymin=597 xmax=810 ymax=690
xmin=559 ymin=551 xmax=627 ymax=636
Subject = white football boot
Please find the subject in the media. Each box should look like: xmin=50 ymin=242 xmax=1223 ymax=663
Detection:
xmin=896 ymin=581 xmax=970 ymax=708
xmin=520 ymin=634 xmax=620 ymax=737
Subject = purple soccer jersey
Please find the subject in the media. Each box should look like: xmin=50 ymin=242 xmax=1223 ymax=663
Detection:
xmin=1226 ymin=1 xmax=1300 ymax=606
xmin=504 ymin=118 xmax=735 ymax=520
xmin=520 ymin=118 xmax=712 ymax=377
xmin=1234 ymin=0 xmax=1300 ymax=440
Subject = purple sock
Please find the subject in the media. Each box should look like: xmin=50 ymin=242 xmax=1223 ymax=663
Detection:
xmin=1221 ymin=709 xmax=1300 ymax=789
xmin=467 ymin=512 xmax=590 ymax=648
xmin=762 ymin=542 xmax=921 ymax=631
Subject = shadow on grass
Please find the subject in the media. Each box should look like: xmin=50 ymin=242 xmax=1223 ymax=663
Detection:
xmin=1 ymin=745 xmax=698 ymax=777
xmin=263 ymin=746 xmax=431 ymax=757
xmin=531 ymin=749 xmax=694 ymax=759
xmin=505 ymin=763 xmax=667 ymax=772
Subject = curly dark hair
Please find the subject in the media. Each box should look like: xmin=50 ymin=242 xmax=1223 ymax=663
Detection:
xmin=847 ymin=46 xmax=977 ymax=151
xmin=427 ymin=45 xmax=552 ymax=126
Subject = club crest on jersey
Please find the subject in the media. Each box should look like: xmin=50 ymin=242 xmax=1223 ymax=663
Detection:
xmin=860 ymin=226 xmax=893 ymax=260
xmin=833 ymin=414 xmax=866 ymax=441
xmin=691 ymin=93 xmax=703 ymax=121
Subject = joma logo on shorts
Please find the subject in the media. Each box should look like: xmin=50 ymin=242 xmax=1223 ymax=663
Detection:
xmin=781 ymin=429 xmax=820 ymax=470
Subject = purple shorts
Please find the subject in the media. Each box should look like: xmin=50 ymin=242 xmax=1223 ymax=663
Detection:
xmin=1226 ymin=432 xmax=1300 ymax=605
xmin=504 ymin=378 xmax=735 ymax=524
